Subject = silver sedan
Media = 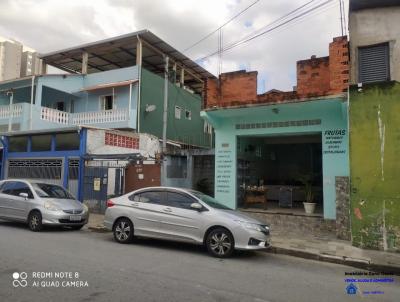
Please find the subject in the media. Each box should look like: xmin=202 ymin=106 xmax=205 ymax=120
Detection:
xmin=0 ymin=179 xmax=89 ymax=231
xmin=104 ymin=187 xmax=271 ymax=258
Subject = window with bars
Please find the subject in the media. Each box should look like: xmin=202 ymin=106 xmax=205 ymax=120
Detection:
xmin=358 ymin=43 xmax=390 ymax=84
xmin=8 ymin=159 xmax=63 ymax=179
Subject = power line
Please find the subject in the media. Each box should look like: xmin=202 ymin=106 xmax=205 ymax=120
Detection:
xmin=183 ymin=0 xmax=260 ymax=53
xmin=196 ymin=0 xmax=335 ymax=61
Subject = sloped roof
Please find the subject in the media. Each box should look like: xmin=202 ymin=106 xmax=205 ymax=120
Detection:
xmin=40 ymin=30 xmax=215 ymax=94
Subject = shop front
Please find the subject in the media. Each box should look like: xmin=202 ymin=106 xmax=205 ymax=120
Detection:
xmin=201 ymin=96 xmax=349 ymax=221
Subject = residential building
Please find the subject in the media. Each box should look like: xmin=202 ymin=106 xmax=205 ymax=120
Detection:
xmin=0 ymin=39 xmax=23 ymax=81
xmin=0 ymin=30 xmax=215 ymax=211
xmin=0 ymin=30 xmax=214 ymax=148
xmin=21 ymin=51 xmax=43 ymax=76
xmin=348 ymin=0 xmax=400 ymax=252
xmin=201 ymin=37 xmax=350 ymax=238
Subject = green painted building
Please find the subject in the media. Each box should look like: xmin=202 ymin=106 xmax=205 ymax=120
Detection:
xmin=348 ymin=0 xmax=400 ymax=251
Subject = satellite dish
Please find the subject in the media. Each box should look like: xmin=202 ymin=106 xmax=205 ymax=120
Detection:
xmin=145 ymin=104 xmax=156 ymax=112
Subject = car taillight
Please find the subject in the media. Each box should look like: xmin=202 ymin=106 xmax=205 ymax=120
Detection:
xmin=106 ymin=200 xmax=115 ymax=208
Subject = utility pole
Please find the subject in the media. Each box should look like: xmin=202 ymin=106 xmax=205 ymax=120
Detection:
xmin=162 ymin=56 xmax=169 ymax=153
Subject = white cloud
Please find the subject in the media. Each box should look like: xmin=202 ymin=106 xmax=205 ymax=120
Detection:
xmin=0 ymin=0 xmax=348 ymax=91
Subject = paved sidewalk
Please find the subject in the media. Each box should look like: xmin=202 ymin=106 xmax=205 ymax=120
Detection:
xmin=87 ymin=213 xmax=400 ymax=274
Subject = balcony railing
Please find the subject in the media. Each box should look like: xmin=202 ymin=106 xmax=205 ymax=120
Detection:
xmin=40 ymin=107 xmax=69 ymax=124
xmin=71 ymin=108 xmax=128 ymax=125
xmin=40 ymin=107 xmax=129 ymax=126
xmin=0 ymin=104 xmax=23 ymax=119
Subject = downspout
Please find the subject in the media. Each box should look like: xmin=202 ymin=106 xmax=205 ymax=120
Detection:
xmin=7 ymin=90 xmax=14 ymax=132
xmin=0 ymin=136 xmax=7 ymax=180
xmin=30 ymin=76 xmax=35 ymax=130
xmin=162 ymin=56 xmax=169 ymax=153
xmin=136 ymin=35 xmax=142 ymax=133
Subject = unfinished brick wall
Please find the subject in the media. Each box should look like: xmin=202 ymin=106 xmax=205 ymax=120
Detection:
xmin=296 ymin=56 xmax=331 ymax=98
xmin=203 ymin=36 xmax=349 ymax=109
xmin=204 ymin=70 xmax=257 ymax=108
xmin=329 ymin=36 xmax=349 ymax=94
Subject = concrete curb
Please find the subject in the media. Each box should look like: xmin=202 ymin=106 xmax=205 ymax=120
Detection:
xmin=266 ymin=246 xmax=400 ymax=275
xmin=87 ymin=226 xmax=110 ymax=233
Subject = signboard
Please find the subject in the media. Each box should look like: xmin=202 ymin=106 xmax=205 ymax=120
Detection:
xmin=93 ymin=178 xmax=101 ymax=191
xmin=324 ymin=129 xmax=346 ymax=154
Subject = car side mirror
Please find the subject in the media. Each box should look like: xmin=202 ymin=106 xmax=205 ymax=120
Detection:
xmin=19 ymin=192 xmax=29 ymax=200
xmin=190 ymin=202 xmax=203 ymax=211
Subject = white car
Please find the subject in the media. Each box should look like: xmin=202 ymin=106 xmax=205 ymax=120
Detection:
xmin=104 ymin=187 xmax=271 ymax=258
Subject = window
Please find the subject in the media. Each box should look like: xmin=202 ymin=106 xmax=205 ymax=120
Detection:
xmin=204 ymin=121 xmax=212 ymax=134
xmin=166 ymin=191 xmax=196 ymax=210
xmin=8 ymin=136 xmax=28 ymax=152
xmin=100 ymin=95 xmax=115 ymax=110
xmin=0 ymin=181 xmax=33 ymax=199
xmin=56 ymin=101 xmax=65 ymax=111
xmin=131 ymin=191 xmax=164 ymax=205
xmin=167 ymin=156 xmax=187 ymax=178
xmin=55 ymin=132 xmax=80 ymax=151
xmin=185 ymin=109 xmax=191 ymax=120
xmin=358 ymin=43 xmax=390 ymax=83
xmin=31 ymin=134 xmax=52 ymax=152
xmin=175 ymin=106 xmax=181 ymax=119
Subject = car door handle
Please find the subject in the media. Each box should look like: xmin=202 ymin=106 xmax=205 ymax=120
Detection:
xmin=163 ymin=207 xmax=172 ymax=213
xmin=131 ymin=202 xmax=139 ymax=207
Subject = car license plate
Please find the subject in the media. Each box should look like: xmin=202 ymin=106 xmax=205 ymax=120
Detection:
xmin=70 ymin=215 xmax=81 ymax=221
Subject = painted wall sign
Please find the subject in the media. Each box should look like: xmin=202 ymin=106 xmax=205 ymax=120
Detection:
xmin=215 ymin=144 xmax=233 ymax=194
xmin=324 ymin=129 xmax=346 ymax=154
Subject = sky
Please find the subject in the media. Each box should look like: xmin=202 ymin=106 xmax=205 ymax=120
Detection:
xmin=0 ymin=0 xmax=348 ymax=93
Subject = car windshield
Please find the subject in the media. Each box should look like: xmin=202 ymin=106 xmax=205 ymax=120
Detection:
xmin=32 ymin=183 xmax=75 ymax=199
xmin=190 ymin=191 xmax=231 ymax=210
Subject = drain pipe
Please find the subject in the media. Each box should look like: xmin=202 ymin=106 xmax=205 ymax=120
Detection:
xmin=30 ymin=76 xmax=35 ymax=130
xmin=7 ymin=90 xmax=14 ymax=132
xmin=162 ymin=56 xmax=169 ymax=153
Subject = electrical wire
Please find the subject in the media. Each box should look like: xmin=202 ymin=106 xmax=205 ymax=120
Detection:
xmin=183 ymin=0 xmax=261 ymax=53
xmin=196 ymin=0 xmax=335 ymax=62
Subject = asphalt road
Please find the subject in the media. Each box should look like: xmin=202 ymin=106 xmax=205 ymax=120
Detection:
xmin=0 ymin=220 xmax=398 ymax=302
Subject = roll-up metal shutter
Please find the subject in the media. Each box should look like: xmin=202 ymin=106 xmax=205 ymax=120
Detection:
xmin=358 ymin=43 xmax=390 ymax=83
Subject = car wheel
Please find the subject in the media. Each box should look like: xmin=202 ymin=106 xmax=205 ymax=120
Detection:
xmin=113 ymin=218 xmax=134 ymax=243
xmin=70 ymin=225 xmax=84 ymax=230
xmin=28 ymin=211 xmax=43 ymax=232
xmin=206 ymin=228 xmax=234 ymax=258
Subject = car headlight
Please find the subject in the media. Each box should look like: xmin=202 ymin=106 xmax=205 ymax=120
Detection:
xmin=82 ymin=203 xmax=88 ymax=212
xmin=235 ymin=220 xmax=269 ymax=233
xmin=44 ymin=201 xmax=61 ymax=211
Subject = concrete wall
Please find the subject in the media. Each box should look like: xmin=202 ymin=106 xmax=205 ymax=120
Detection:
xmin=349 ymin=7 xmax=400 ymax=84
xmin=349 ymin=83 xmax=400 ymax=251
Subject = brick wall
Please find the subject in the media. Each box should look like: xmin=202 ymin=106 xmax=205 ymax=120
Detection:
xmin=297 ymin=56 xmax=331 ymax=97
xmin=328 ymin=36 xmax=349 ymax=94
xmin=204 ymin=70 xmax=257 ymax=108
xmin=204 ymin=36 xmax=349 ymax=109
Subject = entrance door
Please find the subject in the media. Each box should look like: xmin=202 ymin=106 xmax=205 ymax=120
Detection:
xmin=125 ymin=163 xmax=161 ymax=193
